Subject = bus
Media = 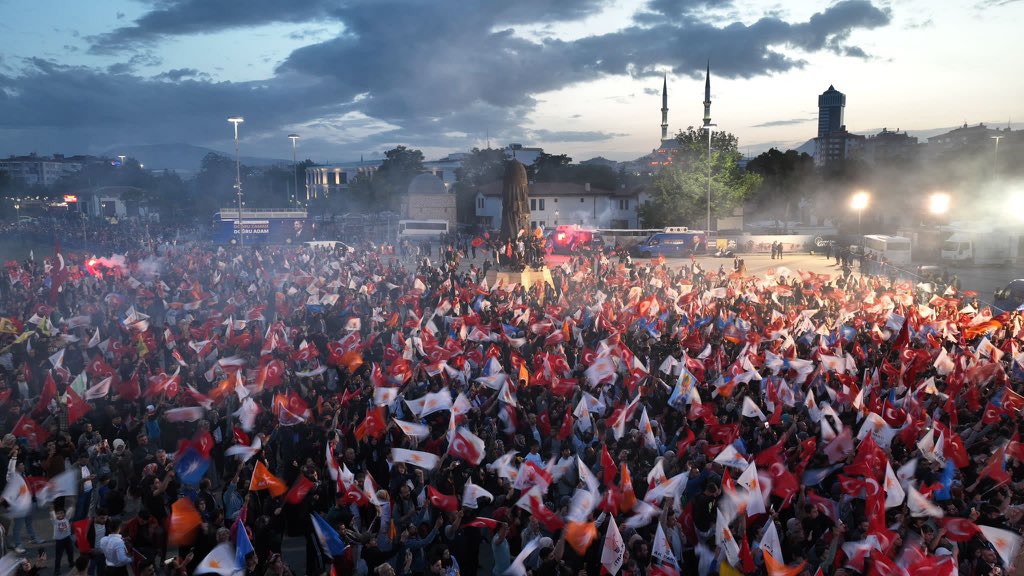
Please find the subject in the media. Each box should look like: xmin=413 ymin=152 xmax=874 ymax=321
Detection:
xmin=862 ymin=235 xmax=912 ymax=266
xmin=398 ymin=220 xmax=449 ymax=239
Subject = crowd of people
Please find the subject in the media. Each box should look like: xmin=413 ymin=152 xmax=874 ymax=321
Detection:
xmin=0 ymin=221 xmax=1019 ymax=576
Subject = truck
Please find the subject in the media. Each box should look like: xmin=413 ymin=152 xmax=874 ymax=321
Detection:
xmin=940 ymin=231 xmax=1022 ymax=265
xmin=212 ymin=208 xmax=312 ymax=245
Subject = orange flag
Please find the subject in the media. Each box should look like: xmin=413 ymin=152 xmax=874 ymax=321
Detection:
xmin=565 ymin=521 xmax=598 ymax=555
xmin=168 ymin=498 xmax=202 ymax=546
xmin=763 ymin=550 xmax=806 ymax=576
xmin=620 ymin=463 xmax=637 ymax=512
xmin=249 ymin=461 xmax=288 ymax=497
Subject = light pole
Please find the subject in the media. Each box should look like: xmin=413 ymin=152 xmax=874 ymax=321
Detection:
xmin=288 ymin=134 xmax=300 ymax=208
xmin=851 ymin=191 xmax=869 ymax=253
xmin=14 ymin=202 xmax=19 ymax=223
xmin=228 ymin=116 xmax=245 ymax=246
xmin=992 ymin=135 xmax=1004 ymax=173
xmin=117 ymin=155 xmax=126 ymax=167
xmin=555 ymin=210 xmax=559 ymax=226
xmin=706 ymin=124 xmax=717 ymax=233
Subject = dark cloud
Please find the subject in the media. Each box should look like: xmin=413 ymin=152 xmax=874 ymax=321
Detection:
xmin=750 ymin=117 xmax=814 ymax=128
xmin=2 ymin=0 xmax=892 ymax=160
xmin=529 ymin=129 xmax=626 ymax=142
xmin=154 ymin=68 xmax=210 ymax=81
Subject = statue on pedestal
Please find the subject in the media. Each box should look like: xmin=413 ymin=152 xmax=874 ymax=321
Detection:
xmin=499 ymin=159 xmax=530 ymax=246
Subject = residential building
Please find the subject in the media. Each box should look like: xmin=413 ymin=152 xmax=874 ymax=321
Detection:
xmin=0 ymin=154 xmax=94 ymax=188
xmin=815 ymin=127 xmax=865 ymax=165
xmin=474 ymin=181 xmax=641 ymax=230
xmin=862 ymin=128 xmax=920 ymax=164
xmin=926 ymin=123 xmax=1007 ymax=156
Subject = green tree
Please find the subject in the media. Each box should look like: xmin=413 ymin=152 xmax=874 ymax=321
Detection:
xmin=453 ymin=147 xmax=508 ymax=224
xmin=371 ymin=146 xmax=425 ymax=210
xmin=638 ymin=126 xmax=760 ymax=229
xmin=745 ymin=148 xmax=814 ymax=231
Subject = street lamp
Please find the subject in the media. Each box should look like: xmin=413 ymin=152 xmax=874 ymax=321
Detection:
xmin=228 ymin=116 xmax=245 ymax=246
xmin=706 ymin=124 xmax=717 ymax=233
xmin=288 ymin=134 xmax=300 ymax=209
xmin=14 ymin=202 xmax=19 ymax=223
xmin=117 ymin=155 xmax=126 ymax=167
xmin=928 ymin=192 xmax=950 ymax=216
xmin=992 ymin=135 xmax=1004 ymax=173
xmin=850 ymin=191 xmax=869 ymax=251
xmin=555 ymin=210 xmax=559 ymax=226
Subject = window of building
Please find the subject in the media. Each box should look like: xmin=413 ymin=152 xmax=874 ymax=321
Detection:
xmin=618 ymin=199 xmax=629 ymax=210
xmin=477 ymin=197 xmax=484 ymax=209
xmin=580 ymin=198 xmax=585 ymax=203
xmin=530 ymin=199 xmax=536 ymax=210
xmin=538 ymin=199 xmax=545 ymax=211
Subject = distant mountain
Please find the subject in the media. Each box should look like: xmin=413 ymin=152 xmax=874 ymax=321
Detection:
xmin=102 ymin=143 xmax=289 ymax=173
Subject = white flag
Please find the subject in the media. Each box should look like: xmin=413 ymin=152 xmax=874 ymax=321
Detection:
xmin=393 ymin=419 xmax=431 ymax=441
xmin=84 ymin=376 xmax=112 ymax=400
xmin=462 ymin=479 xmax=494 ymax=509
xmin=980 ymin=525 xmax=1022 ymax=568
xmin=600 ymin=515 xmax=625 ymax=575
xmin=741 ymin=396 xmax=767 ymax=421
xmin=1 ymin=473 xmax=32 ymax=518
xmin=884 ymin=460 xmax=906 ymax=509
xmin=391 ymin=448 xmax=440 ymax=470
xmin=37 ymin=469 xmax=79 ymax=505
xmin=195 ymin=543 xmax=239 ymax=576
xmin=164 ymin=406 xmax=205 ymax=423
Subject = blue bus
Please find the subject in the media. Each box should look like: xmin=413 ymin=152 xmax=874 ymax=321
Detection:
xmin=212 ymin=208 xmax=312 ymax=245
xmin=632 ymin=228 xmax=708 ymax=258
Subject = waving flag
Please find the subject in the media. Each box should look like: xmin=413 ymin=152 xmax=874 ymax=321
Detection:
xmin=393 ymin=419 xmax=431 ymax=441
xmin=462 ymin=479 xmax=494 ymax=509
xmin=175 ymin=446 xmax=211 ymax=486
xmin=448 ymin=427 xmax=486 ymax=465
xmin=419 ymin=388 xmax=453 ymax=417
xmin=426 ymin=485 xmax=459 ymax=512
xmin=391 ymin=448 xmax=440 ymax=470
xmin=36 ymin=469 xmax=79 ymax=505
xmin=196 ymin=543 xmax=238 ymax=576
xmin=168 ymin=498 xmax=202 ymax=546
xmin=601 ymin=515 xmax=625 ymax=575
xmin=979 ymin=525 xmax=1021 ymax=568
xmin=311 ymin=513 xmax=348 ymax=558
xmin=249 ymin=461 xmax=287 ymax=497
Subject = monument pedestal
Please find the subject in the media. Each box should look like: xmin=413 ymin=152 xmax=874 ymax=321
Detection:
xmin=486 ymin=267 xmax=554 ymax=291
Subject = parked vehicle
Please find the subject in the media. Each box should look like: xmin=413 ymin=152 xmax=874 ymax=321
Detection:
xmin=632 ymin=230 xmax=708 ymax=258
xmin=994 ymin=279 xmax=1024 ymax=312
xmin=862 ymin=235 xmax=912 ymax=266
xmin=941 ymin=231 xmax=1021 ymax=265
xmin=397 ymin=219 xmax=449 ymax=239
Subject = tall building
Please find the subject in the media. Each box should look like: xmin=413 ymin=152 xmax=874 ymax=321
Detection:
xmin=702 ymin=61 xmax=712 ymax=127
xmin=814 ymin=85 xmax=861 ymax=165
xmin=817 ymin=85 xmax=845 ymax=138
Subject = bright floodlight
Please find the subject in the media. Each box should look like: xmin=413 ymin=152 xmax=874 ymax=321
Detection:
xmin=288 ymin=133 xmax=300 ymax=141
xmin=928 ymin=192 xmax=950 ymax=215
xmin=850 ymin=191 xmax=869 ymax=211
xmin=228 ymin=116 xmax=244 ymax=124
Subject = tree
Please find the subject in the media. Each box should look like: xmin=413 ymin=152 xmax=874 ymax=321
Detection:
xmin=745 ymin=148 xmax=814 ymax=231
xmin=530 ymin=153 xmax=573 ymax=181
xmin=453 ymin=148 xmax=508 ymax=224
xmin=344 ymin=146 xmax=426 ymax=211
xmin=638 ymin=127 xmax=760 ymax=229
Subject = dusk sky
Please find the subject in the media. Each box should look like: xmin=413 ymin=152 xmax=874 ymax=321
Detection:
xmin=1 ymin=0 xmax=1021 ymax=165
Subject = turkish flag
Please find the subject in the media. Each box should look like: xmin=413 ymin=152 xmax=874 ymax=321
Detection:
xmin=557 ymin=405 xmax=574 ymax=440
xmin=12 ymin=415 xmax=49 ymax=449
xmin=33 ymin=372 xmax=57 ymax=416
xmin=426 ymin=485 xmax=459 ymax=512
xmin=65 ymin=389 xmax=90 ymax=426
xmin=285 ymin=475 xmax=316 ymax=505
xmin=448 ymin=429 xmax=486 ymax=465
xmin=354 ymin=406 xmax=386 ymax=441
xmin=939 ymin=517 xmax=980 ymax=542
xmin=601 ymin=445 xmax=617 ymax=486
xmin=464 ymin=517 xmax=499 ymax=530
xmin=73 ymin=519 xmax=92 ymax=553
